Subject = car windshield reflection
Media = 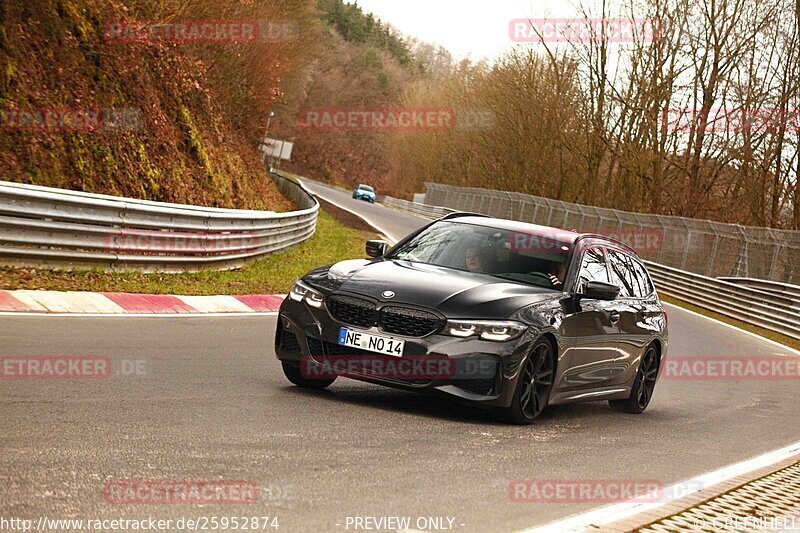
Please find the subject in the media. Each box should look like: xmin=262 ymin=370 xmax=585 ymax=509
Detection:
xmin=387 ymin=221 xmax=573 ymax=289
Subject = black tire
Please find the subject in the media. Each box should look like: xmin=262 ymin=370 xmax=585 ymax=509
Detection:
xmin=609 ymin=344 xmax=659 ymax=414
xmin=281 ymin=361 xmax=336 ymax=389
xmin=503 ymin=338 xmax=556 ymax=425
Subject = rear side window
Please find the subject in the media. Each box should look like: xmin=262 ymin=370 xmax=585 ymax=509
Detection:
xmin=577 ymin=247 xmax=609 ymax=290
xmin=607 ymin=250 xmax=636 ymax=298
xmin=629 ymin=256 xmax=654 ymax=297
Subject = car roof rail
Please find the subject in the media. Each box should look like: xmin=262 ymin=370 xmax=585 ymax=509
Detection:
xmin=438 ymin=211 xmax=493 ymax=221
xmin=576 ymin=233 xmax=638 ymax=255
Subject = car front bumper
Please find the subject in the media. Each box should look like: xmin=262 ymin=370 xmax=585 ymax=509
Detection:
xmin=274 ymin=297 xmax=538 ymax=408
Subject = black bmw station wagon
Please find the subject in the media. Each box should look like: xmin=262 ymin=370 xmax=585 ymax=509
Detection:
xmin=275 ymin=213 xmax=668 ymax=424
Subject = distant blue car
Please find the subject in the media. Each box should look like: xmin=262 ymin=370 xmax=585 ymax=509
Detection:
xmin=353 ymin=184 xmax=376 ymax=203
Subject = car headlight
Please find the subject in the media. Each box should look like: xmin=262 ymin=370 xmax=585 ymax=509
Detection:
xmin=445 ymin=320 xmax=527 ymax=342
xmin=289 ymin=280 xmax=325 ymax=308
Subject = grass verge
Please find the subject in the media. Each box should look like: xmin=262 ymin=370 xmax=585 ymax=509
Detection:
xmin=0 ymin=210 xmax=378 ymax=295
xmin=661 ymin=295 xmax=800 ymax=352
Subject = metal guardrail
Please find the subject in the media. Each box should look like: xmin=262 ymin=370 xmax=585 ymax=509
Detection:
xmin=382 ymin=196 xmax=455 ymax=219
xmin=718 ymin=277 xmax=800 ymax=303
xmin=646 ymin=262 xmax=800 ymax=340
xmin=0 ymin=172 xmax=319 ymax=272
xmin=382 ymin=195 xmax=800 ymax=340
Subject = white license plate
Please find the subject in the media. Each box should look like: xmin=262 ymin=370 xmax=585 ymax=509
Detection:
xmin=337 ymin=328 xmax=404 ymax=357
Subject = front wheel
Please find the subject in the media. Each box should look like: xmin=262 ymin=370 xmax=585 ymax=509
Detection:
xmin=282 ymin=361 xmax=336 ymax=389
xmin=609 ymin=344 xmax=659 ymax=414
xmin=503 ymin=338 xmax=556 ymax=425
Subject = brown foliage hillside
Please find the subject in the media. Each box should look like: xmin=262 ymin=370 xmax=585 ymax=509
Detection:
xmin=0 ymin=0 xmax=317 ymax=210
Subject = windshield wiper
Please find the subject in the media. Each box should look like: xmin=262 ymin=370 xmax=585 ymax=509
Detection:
xmin=485 ymin=272 xmax=556 ymax=290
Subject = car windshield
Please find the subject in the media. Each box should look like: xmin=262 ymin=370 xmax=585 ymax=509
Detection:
xmin=387 ymin=221 xmax=574 ymax=289
xmin=358 ymin=185 xmax=374 ymax=192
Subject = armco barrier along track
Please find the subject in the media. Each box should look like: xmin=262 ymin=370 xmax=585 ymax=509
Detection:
xmin=645 ymin=262 xmax=800 ymax=340
xmin=382 ymin=195 xmax=800 ymax=340
xmin=0 ymin=173 xmax=318 ymax=272
xmin=382 ymin=196 xmax=455 ymax=219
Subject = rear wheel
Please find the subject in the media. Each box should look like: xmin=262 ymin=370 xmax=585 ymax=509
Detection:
xmin=282 ymin=361 xmax=336 ymax=389
xmin=609 ymin=344 xmax=659 ymax=413
xmin=503 ymin=338 xmax=556 ymax=425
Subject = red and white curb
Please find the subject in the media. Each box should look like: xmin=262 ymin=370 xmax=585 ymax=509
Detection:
xmin=0 ymin=290 xmax=285 ymax=315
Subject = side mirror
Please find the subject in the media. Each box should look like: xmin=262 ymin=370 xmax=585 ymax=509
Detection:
xmin=577 ymin=280 xmax=620 ymax=301
xmin=366 ymin=240 xmax=389 ymax=258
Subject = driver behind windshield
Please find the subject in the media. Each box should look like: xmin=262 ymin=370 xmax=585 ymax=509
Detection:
xmin=465 ymin=246 xmax=483 ymax=272
xmin=389 ymin=221 xmax=571 ymax=290
xmin=546 ymin=262 xmax=565 ymax=288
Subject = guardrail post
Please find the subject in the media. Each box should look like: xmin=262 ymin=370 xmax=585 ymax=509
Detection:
xmin=732 ymin=224 xmax=749 ymax=278
xmin=706 ymin=233 xmax=720 ymax=276
xmin=767 ymin=231 xmax=781 ymax=281
xmin=656 ymin=217 xmax=667 ymax=264
xmin=680 ymin=229 xmax=693 ymax=271
xmin=531 ymin=199 xmax=539 ymax=224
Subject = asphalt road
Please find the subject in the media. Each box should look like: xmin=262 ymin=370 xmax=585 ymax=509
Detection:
xmin=1 ymin=182 xmax=798 ymax=533
xmin=297 ymin=178 xmax=427 ymax=243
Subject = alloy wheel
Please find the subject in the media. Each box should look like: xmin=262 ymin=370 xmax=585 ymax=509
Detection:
xmin=636 ymin=346 xmax=659 ymax=410
xmin=519 ymin=341 xmax=555 ymax=420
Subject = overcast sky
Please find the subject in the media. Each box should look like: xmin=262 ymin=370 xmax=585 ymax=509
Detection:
xmin=345 ymin=0 xmax=633 ymax=62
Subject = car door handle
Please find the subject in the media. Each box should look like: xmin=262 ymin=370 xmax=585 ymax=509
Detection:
xmin=608 ymin=310 xmax=620 ymax=324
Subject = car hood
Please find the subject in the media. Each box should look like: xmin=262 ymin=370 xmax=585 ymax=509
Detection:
xmin=305 ymin=259 xmax=561 ymax=319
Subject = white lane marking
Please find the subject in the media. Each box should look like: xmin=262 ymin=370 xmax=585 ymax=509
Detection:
xmin=663 ymin=302 xmax=800 ymax=356
xmin=0 ymin=312 xmax=279 ymax=318
xmin=3 ymin=291 xmax=288 ymax=316
xmin=176 ymin=295 xmax=254 ymax=313
xmin=521 ymin=439 xmax=800 ymax=533
xmin=4 ymin=290 xmax=49 ymax=312
xmin=64 ymin=291 xmax=127 ymax=313
xmin=300 ymin=180 xmax=401 ymax=244
xmin=10 ymin=290 xmax=123 ymax=314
